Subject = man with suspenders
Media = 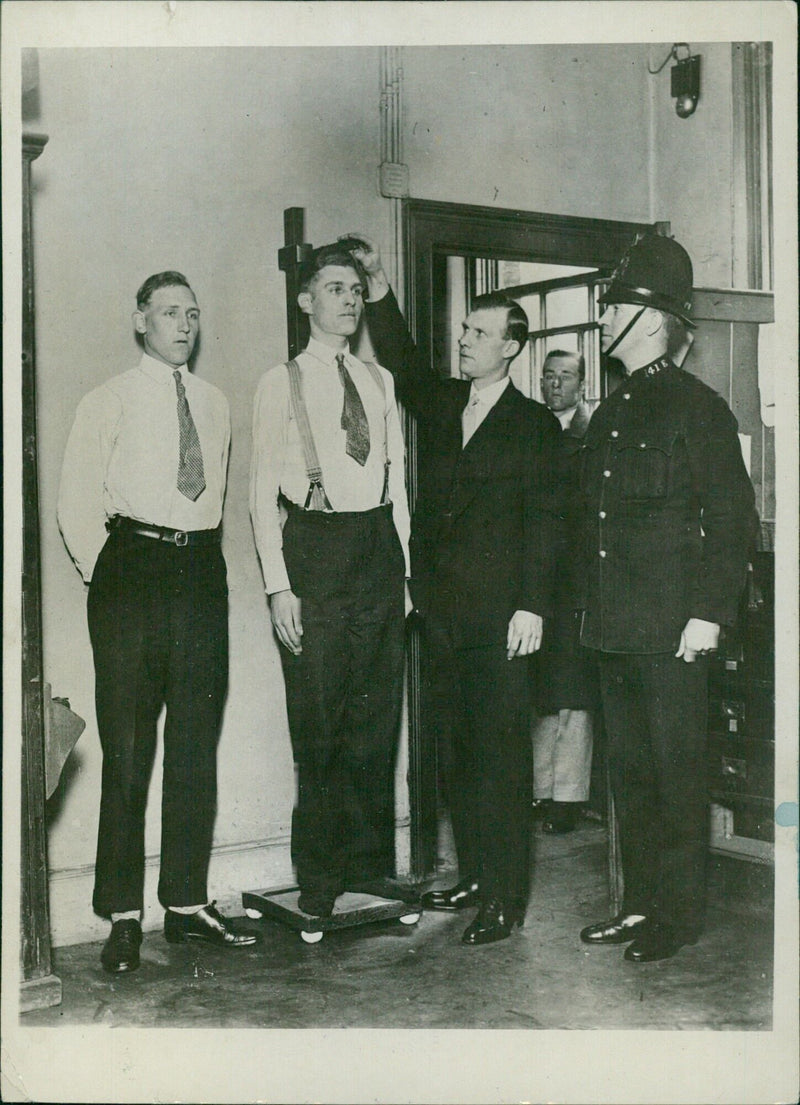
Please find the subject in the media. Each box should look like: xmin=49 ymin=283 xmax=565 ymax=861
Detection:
xmin=250 ymin=243 xmax=412 ymax=919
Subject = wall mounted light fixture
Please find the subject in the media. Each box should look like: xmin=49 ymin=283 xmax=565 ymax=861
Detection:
xmin=649 ymin=43 xmax=702 ymax=119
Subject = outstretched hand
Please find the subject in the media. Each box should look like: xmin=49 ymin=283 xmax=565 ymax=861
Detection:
xmin=338 ymin=232 xmax=384 ymax=279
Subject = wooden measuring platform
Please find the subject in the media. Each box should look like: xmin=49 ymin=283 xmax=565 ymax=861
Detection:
xmin=242 ymin=886 xmax=422 ymax=943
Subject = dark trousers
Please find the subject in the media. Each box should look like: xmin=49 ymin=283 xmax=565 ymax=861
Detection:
xmin=87 ymin=529 xmax=228 ymax=916
xmin=280 ymin=504 xmax=406 ymax=895
xmin=424 ymin=613 xmax=532 ymax=907
xmin=598 ymin=651 xmax=709 ymax=937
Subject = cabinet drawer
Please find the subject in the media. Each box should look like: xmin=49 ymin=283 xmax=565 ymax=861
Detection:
xmin=707 ymin=735 xmax=774 ymax=800
xmin=708 ymin=679 xmax=774 ymax=740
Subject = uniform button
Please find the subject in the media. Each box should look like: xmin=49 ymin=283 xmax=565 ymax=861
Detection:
xmin=599 ymin=550 xmax=607 ymax=558
xmin=611 ymin=430 xmax=619 ymax=438
xmin=615 ymin=675 xmax=624 ymax=685
xmin=603 ymin=469 xmax=611 ymax=478
xmin=599 ymin=511 xmax=606 ymax=519
xmin=623 ymin=393 xmax=631 ymax=400
xmin=639 ymin=442 xmax=647 ymax=449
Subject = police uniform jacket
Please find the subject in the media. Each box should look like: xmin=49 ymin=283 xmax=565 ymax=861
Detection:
xmin=579 ymin=356 xmax=757 ymax=654
xmin=532 ymin=399 xmax=599 ymax=712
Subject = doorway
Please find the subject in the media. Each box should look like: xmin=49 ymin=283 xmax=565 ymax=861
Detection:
xmin=401 ymin=198 xmax=658 ymax=877
xmin=438 ymin=256 xmax=604 ymax=404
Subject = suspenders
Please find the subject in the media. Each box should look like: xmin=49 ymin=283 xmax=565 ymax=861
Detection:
xmin=285 ymin=358 xmax=391 ymax=513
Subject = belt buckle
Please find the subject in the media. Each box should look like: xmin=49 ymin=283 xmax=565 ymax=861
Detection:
xmin=174 ymin=530 xmax=188 ymax=547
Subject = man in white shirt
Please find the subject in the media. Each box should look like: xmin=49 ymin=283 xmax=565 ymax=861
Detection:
xmin=58 ymin=271 xmax=256 ymax=974
xmin=250 ymin=244 xmax=413 ymax=919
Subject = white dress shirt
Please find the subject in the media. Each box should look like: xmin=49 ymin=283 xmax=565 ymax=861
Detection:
xmin=250 ymin=338 xmax=411 ymax=595
xmin=58 ymin=353 xmax=231 ymax=581
xmin=555 ymin=403 xmax=579 ymax=430
xmin=461 ymin=376 xmax=511 ymax=446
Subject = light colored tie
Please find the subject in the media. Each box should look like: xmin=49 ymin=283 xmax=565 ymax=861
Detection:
xmin=462 ymin=393 xmax=482 ymax=447
xmin=336 ymin=353 xmax=370 ymax=466
xmin=173 ymin=369 xmax=206 ymax=501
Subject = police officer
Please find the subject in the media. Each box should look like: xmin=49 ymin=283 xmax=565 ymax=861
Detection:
xmin=577 ymin=234 xmax=758 ymax=962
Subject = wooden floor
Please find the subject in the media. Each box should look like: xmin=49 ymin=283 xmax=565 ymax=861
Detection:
xmin=23 ymin=822 xmax=774 ymax=1032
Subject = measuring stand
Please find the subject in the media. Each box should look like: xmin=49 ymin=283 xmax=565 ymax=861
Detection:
xmin=242 ymin=886 xmax=422 ymax=943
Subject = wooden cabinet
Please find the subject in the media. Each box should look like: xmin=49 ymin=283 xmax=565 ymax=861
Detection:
xmin=686 ymin=288 xmax=775 ymax=865
xmin=708 ymin=552 xmax=775 ymax=863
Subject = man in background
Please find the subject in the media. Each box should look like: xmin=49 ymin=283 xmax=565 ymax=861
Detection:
xmin=530 ymin=350 xmax=598 ymax=835
xmin=58 ymin=271 xmax=256 ymax=974
xmin=250 ymin=243 xmax=413 ymax=920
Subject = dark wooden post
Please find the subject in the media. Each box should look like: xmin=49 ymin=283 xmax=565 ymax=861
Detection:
xmin=278 ymin=207 xmax=313 ymax=358
xmin=21 ymin=132 xmax=61 ymax=1012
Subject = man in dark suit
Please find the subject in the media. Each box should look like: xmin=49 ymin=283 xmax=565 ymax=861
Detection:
xmin=577 ymin=233 xmax=758 ymax=962
xmin=345 ymin=235 xmax=561 ymax=945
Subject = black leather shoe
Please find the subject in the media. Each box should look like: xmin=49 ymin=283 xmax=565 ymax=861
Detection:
xmin=624 ymin=929 xmax=698 ymax=963
xmin=101 ymin=919 xmax=142 ymax=974
xmin=542 ymin=801 xmax=579 ymax=834
xmin=164 ymin=902 xmax=257 ymax=946
xmin=461 ymin=898 xmax=524 ymax=946
xmin=531 ymin=798 xmax=551 ymax=819
xmin=580 ymin=913 xmax=649 ymax=945
xmin=345 ymin=877 xmax=421 ymax=905
xmin=297 ymin=890 xmax=338 ymax=917
xmin=420 ymin=877 xmax=480 ymax=912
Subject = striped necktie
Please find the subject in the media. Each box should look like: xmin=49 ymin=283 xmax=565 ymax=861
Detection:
xmin=462 ymin=392 xmax=482 ymax=447
xmin=173 ymin=369 xmax=206 ymax=500
xmin=336 ymin=353 xmax=370 ymax=466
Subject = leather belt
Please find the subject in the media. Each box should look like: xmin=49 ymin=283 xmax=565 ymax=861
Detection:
xmin=108 ymin=515 xmax=220 ymax=547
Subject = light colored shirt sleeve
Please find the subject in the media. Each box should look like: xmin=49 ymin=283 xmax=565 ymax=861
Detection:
xmin=57 ymin=387 xmax=121 ymax=583
xmin=250 ymin=366 xmax=293 ymax=595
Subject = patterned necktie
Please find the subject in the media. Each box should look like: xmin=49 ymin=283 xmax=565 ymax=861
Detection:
xmin=173 ymin=369 xmax=206 ymax=500
xmin=462 ymin=393 xmax=482 ymax=447
xmin=336 ymin=353 xmax=370 ymax=466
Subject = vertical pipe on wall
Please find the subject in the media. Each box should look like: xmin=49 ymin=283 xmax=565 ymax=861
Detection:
xmin=382 ymin=48 xmax=389 ymax=156
xmin=647 ymin=47 xmax=659 ymax=224
xmin=731 ymin=42 xmax=774 ymax=291
xmin=380 ymin=46 xmax=405 ymax=302
xmin=394 ymin=48 xmax=405 ymax=306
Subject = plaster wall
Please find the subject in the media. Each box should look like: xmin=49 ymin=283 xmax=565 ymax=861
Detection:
xmin=29 ymin=42 xmax=745 ymax=946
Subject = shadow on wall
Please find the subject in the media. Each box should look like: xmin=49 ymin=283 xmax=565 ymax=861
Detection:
xmin=45 ymin=750 xmax=85 ymax=831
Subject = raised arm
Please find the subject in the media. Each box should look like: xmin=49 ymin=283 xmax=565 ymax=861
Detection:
xmin=341 ymin=234 xmax=453 ymax=422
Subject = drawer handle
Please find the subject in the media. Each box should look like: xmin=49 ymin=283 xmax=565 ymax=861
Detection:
xmin=721 ymin=755 xmax=747 ymax=780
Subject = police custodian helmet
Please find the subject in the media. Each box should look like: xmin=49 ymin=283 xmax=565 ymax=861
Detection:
xmin=599 ymin=232 xmax=695 ymax=328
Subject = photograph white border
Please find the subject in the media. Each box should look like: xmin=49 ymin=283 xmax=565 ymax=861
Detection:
xmin=2 ymin=3 xmax=797 ymax=1103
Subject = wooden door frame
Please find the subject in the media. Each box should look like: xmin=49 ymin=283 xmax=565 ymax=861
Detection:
xmin=401 ymin=198 xmax=657 ymax=878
